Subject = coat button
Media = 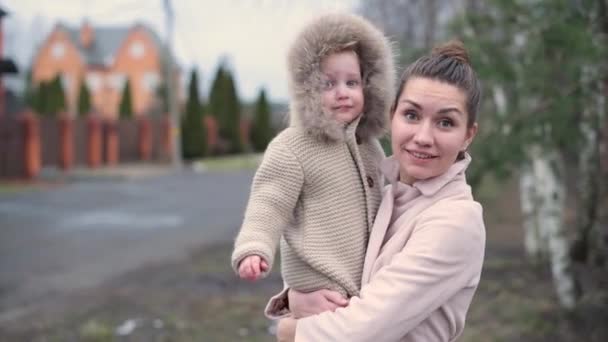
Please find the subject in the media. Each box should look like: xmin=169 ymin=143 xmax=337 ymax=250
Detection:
xmin=366 ymin=176 xmax=374 ymax=188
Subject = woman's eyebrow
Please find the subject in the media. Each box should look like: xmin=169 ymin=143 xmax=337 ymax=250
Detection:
xmin=437 ymin=107 xmax=464 ymax=116
xmin=400 ymin=99 xmax=421 ymax=109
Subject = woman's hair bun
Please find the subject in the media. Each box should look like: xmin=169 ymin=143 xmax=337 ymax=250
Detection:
xmin=431 ymin=40 xmax=469 ymax=64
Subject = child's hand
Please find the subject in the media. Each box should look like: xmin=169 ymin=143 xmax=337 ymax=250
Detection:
xmin=238 ymin=255 xmax=269 ymax=281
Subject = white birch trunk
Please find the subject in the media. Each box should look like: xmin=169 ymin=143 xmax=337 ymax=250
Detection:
xmin=533 ymin=150 xmax=577 ymax=309
xmin=519 ymin=157 xmax=545 ymax=261
xmin=573 ymin=65 xmax=606 ymax=273
xmin=582 ymin=72 xmax=607 ymax=264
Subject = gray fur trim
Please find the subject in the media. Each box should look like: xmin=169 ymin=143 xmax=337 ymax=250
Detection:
xmin=287 ymin=12 xmax=396 ymax=142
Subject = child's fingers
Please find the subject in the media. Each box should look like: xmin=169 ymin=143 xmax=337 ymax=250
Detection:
xmin=238 ymin=259 xmax=247 ymax=275
xmin=238 ymin=255 xmax=267 ymax=281
xmin=260 ymin=259 xmax=269 ymax=271
xmin=250 ymin=256 xmax=261 ymax=278
xmin=238 ymin=258 xmax=252 ymax=279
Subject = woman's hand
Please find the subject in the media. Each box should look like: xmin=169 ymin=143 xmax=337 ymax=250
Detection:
xmin=276 ymin=317 xmax=297 ymax=342
xmin=288 ymin=288 xmax=348 ymax=318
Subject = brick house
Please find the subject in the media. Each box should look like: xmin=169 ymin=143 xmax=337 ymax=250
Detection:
xmin=31 ymin=21 xmax=173 ymax=118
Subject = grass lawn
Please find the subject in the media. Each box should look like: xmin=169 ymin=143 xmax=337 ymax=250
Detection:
xmin=193 ymin=154 xmax=263 ymax=172
xmin=0 ymin=180 xmax=60 ymax=195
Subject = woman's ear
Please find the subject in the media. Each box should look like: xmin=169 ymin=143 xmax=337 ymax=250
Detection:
xmin=463 ymin=122 xmax=478 ymax=150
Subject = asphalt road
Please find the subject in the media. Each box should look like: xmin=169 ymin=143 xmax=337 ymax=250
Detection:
xmin=0 ymin=169 xmax=255 ymax=320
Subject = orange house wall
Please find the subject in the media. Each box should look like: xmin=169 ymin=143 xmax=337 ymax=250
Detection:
xmin=32 ymin=25 xmax=165 ymax=119
xmin=113 ymin=28 xmax=162 ymax=118
xmin=32 ymin=28 xmax=85 ymax=115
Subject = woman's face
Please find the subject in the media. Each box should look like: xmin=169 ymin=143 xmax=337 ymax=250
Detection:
xmin=391 ymin=77 xmax=477 ymax=184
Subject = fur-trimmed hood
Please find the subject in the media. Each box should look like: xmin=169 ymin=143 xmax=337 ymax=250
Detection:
xmin=287 ymin=12 xmax=395 ymax=142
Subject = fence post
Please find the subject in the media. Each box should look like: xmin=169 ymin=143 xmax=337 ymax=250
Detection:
xmin=87 ymin=116 xmax=102 ymax=168
xmin=138 ymin=117 xmax=152 ymax=160
xmin=162 ymin=114 xmax=172 ymax=160
xmin=105 ymin=119 xmax=119 ymax=166
xmin=204 ymin=115 xmax=218 ymax=153
xmin=59 ymin=114 xmax=73 ymax=170
xmin=21 ymin=110 xmax=40 ymax=179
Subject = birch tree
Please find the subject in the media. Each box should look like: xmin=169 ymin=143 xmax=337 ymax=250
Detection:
xmin=570 ymin=0 xmax=608 ymax=292
xmin=361 ymin=0 xmax=607 ymax=309
xmin=455 ymin=0 xmax=605 ymax=308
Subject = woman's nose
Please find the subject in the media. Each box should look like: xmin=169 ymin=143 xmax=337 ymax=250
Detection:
xmin=413 ymin=120 xmax=433 ymax=146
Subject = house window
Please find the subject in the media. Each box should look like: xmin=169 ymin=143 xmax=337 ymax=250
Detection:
xmin=142 ymin=72 xmax=160 ymax=92
xmin=130 ymin=41 xmax=145 ymax=59
xmin=60 ymin=74 xmax=71 ymax=92
xmin=86 ymin=74 xmax=102 ymax=92
xmin=104 ymin=55 xmax=115 ymax=67
xmin=108 ymin=73 xmax=126 ymax=90
xmin=51 ymin=42 xmax=65 ymax=59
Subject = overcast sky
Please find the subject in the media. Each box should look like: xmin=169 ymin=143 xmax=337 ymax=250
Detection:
xmin=1 ymin=0 xmax=360 ymax=103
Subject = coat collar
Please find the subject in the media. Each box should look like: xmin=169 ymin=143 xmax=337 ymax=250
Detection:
xmin=344 ymin=115 xmax=362 ymax=140
xmin=380 ymin=153 xmax=472 ymax=197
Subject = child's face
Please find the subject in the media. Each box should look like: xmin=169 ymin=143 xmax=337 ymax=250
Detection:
xmin=320 ymin=51 xmax=364 ymax=124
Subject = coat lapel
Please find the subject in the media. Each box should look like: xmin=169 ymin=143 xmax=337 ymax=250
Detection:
xmin=361 ymin=185 xmax=394 ymax=285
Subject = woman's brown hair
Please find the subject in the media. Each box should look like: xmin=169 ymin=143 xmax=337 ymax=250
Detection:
xmin=391 ymin=40 xmax=481 ymax=129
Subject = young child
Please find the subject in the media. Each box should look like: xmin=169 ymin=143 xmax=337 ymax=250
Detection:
xmin=231 ymin=13 xmax=394 ymax=299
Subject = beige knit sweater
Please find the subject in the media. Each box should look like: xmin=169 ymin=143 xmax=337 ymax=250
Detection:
xmin=231 ymin=117 xmax=384 ymax=297
xmin=231 ymin=13 xmax=395 ymax=297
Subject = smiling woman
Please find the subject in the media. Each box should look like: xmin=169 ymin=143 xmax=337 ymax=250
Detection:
xmin=391 ymin=77 xmax=477 ymax=185
xmin=272 ymin=40 xmax=486 ymax=342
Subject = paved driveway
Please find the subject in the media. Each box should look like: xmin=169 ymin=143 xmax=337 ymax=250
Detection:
xmin=0 ymin=169 xmax=255 ymax=318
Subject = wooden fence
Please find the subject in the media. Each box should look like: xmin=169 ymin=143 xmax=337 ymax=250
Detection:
xmin=0 ymin=112 xmax=173 ymax=179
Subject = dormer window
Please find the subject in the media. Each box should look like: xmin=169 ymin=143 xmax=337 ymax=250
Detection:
xmin=142 ymin=72 xmax=160 ymax=92
xmin=51 ymin=42 xmax=65 ymax=59
xmin=130 ymin=41 xmax=145 ymax=59
xmin=86 ymin=74 xmax=101 ymax=92
xmin=61 ymin=74 xmax=71 ymax=92
xmin=109 ymin=73 xmax=126 ymax=90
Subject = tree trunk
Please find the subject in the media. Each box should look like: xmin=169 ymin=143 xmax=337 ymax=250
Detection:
xmin=520 ymin=156 xmax=546 ymax=262
xmin=494 ymin=85 xmax=547 ymax=263
xmin=572 ymin=66 xmax=602 ymax=266
xmin=533 ymin=150 xmax=579 ymax=309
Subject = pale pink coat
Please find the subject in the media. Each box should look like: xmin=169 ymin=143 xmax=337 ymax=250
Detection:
xmin=266 ymin=154 xmax=486 ymax=341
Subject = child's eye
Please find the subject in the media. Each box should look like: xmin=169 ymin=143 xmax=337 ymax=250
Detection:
xmin=323 ymin=80 xmax=335 ymax=89
xmin=346 ymin=80 xmax=360 ymax=87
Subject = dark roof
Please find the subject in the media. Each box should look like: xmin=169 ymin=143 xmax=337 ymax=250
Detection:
xmin=56 ymin=22 xmax=167 ymax=68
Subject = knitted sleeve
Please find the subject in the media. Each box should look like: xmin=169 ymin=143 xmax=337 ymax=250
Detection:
xmin=231 ymin=138 xmax=304 ymax=276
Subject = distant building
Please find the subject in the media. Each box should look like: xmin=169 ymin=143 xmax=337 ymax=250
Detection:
xmin=0 ymin=6 xmax=19 ymax=117
xmin=31 ymin=20 xmax=176 ymax=118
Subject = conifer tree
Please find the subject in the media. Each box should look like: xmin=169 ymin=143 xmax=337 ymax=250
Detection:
xmin=47 ymin=74 xmax=65 ymax=116
xmin=77 ymin=81 xmax=92 ymax=117
xmin=181 ymin=68 xmax=207 ymax=159
xmin=119 ymin=79 xmax=134 ymax=118
xmin=250 ymin=88 xmax=273 ymax=151
xmin=209 ymin=63 xmax=243 ymax=153
xmin=223 ymin=69 xmax=242 ymax=153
